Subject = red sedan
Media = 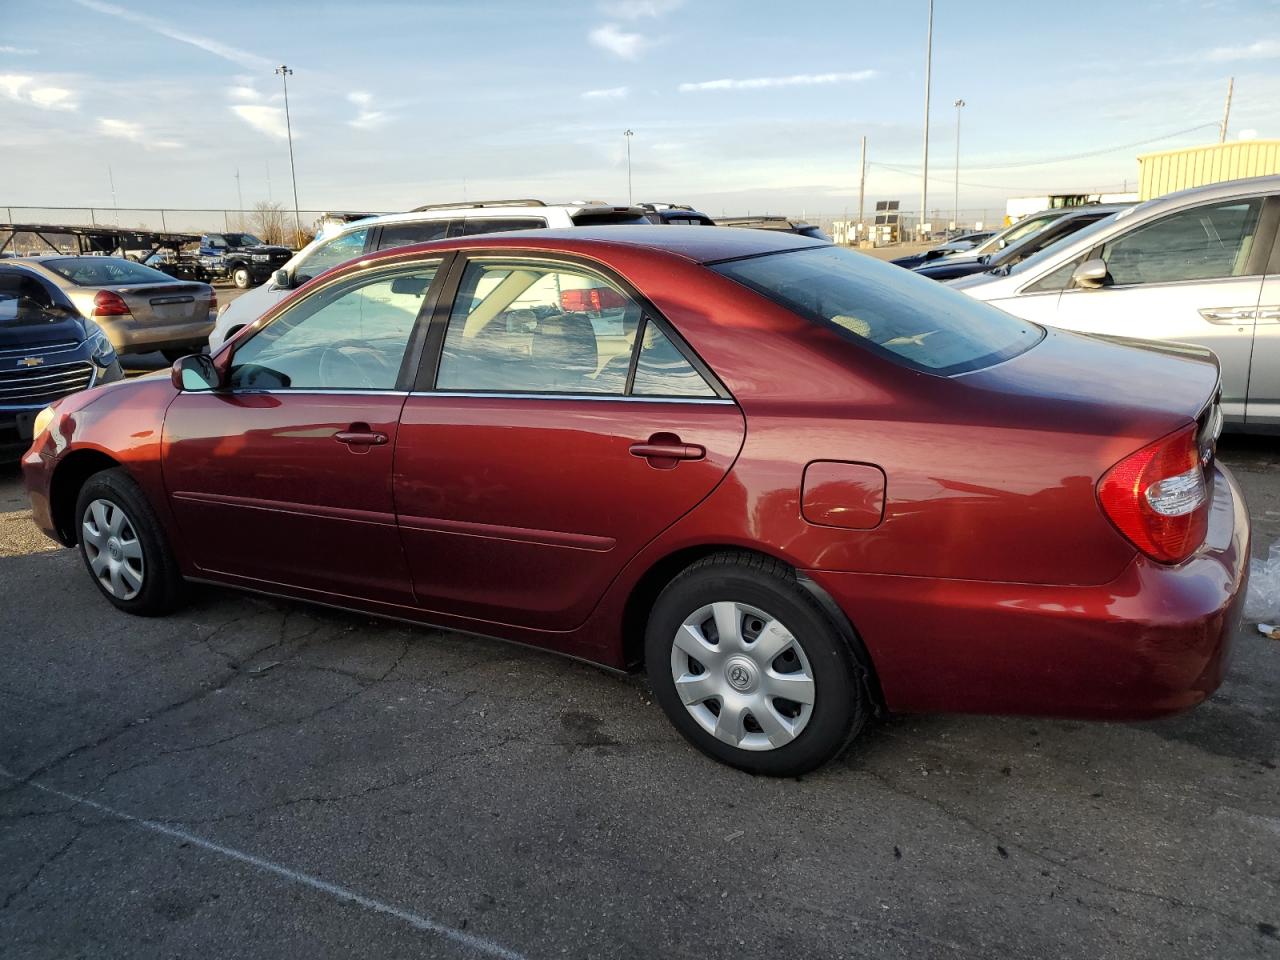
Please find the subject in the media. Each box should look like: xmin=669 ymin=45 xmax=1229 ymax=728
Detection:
xmin=21 ymin=227 xmax=1249 ymax=775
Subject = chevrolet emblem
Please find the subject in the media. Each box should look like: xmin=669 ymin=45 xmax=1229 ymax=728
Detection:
xmin=19 ymin=357 xmax=44 ymax=367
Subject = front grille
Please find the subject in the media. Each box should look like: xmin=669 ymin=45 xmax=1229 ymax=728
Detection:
xmin=0 ymin=360 xmax=94 ymax=406
xmin=0 ymin=340 xmax=80 ymax=360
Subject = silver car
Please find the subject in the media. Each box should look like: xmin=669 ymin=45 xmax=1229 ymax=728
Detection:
xmin=11 ymin=256 xmax=215 ymax=360
xmin=951 ymin=176 xmax=1280 ymax=431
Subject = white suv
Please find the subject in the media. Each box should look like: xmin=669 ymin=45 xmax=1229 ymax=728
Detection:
xmin=208 ymin=199 xmax=650 ymax=350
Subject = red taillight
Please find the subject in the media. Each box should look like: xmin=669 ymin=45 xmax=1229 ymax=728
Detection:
xmin=560 ymin=286 xmax=626 ymax=313
xmin=92 ymin=290 xmax=131 ymax=317
xmin=209 ymin=288 xmax=218 ymax=310
xmin=1097 ymin=424 xmax=1209 ymax=564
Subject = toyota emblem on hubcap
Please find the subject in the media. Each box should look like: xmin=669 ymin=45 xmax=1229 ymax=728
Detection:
xmin=725 ymin=658 xmax=756 ymax=692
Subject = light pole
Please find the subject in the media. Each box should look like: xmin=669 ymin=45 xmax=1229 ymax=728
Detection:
xmin=275 ymin=64 xmax=301 ymax=241
xmin=953 ymin=99 xmax=965 ymax=231
xmin=623 ymin=129 xmax=634 ymax=205
xmin=920 ymin=0 xmax=933 ymax=241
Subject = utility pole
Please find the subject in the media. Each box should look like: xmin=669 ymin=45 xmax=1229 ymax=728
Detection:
xmin=624 ymin=129 xmax=634 ymax=205
xmin=266 ymin=159 xmax=273 ymax=202
xmin=107 ymin=164 xmax=118 ymax=226
xmin=920 ymin=0 xmax=934 ymax=241
xmin=953 ymin=99 xmax=965 ymax=230
xmin=1219 ymin=76 xmax=1234 ymax=143
xmin=857 ymin=134 xmax=867 ymax=243
xmin=276 ymin=64 xmax=301 ymax=240
xmin=234 ymin=167 xmax=244 ymax=228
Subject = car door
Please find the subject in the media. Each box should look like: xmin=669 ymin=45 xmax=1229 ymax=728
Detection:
xmin=393 ymin=255 xmax=746 ymax=631
xmin=1045 ymin=196 xmax=1272 ymax=422
xmin=163 ymin=257 xmax=446 ymax=604
xmin=1249 ymin=226 xmax=1280 ymax=426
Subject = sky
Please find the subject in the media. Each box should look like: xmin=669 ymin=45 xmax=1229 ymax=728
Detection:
xmin=1 ymin=0 xmax=1279 ymax=222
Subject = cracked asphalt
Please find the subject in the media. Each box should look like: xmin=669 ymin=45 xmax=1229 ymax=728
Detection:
xmin=1 ymin=437 xmax=1278 ymax=959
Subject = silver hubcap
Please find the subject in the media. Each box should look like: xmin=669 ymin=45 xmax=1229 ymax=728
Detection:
xmin=670 ymin=601 xmax=815 ymax=752
xmin=82 ymin=499 xmax=144 ymax=600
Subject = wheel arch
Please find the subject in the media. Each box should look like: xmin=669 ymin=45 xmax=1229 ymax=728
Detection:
xmin=620 ymin=544 xmax=885 ymax=712
xmin=49 ymin=448 xmax=123 ymax=545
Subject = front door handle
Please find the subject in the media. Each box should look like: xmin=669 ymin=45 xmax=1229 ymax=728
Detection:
xmin=1199 ymin=306 xmax=1257 ymax=325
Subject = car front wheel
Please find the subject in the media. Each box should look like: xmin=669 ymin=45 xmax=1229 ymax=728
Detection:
xmin=75 ymin=468 xmax=186 ymax=616
xmin=232 ymin=266 xmax=252 ymax=288
xmin=645 ymin=552 xmax=872 ymax=776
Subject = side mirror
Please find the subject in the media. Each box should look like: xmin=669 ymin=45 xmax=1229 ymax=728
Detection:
xmin=272 ymin=268 xmax=291 ymax=289
xmin=170 ymin=354 xmax=222 ymax=391
xmin=1071 ymin=258 xmax=1110 ymax=289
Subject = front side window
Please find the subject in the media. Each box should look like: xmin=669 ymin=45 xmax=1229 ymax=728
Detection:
xmin=229 ymin=262 xmax=440 ymax=391
xmin=295 ymin=228 xmax=370 ymax=282
xmin=1098 ymin=199 xmax=1263 ymax=286
xmin=714 ymin=246 xmax=1042 ymax=375
xmin=436 ymin=260 xmax=716 ymax=397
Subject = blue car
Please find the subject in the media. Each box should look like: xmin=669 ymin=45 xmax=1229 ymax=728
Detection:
xmin=0 ymin=262 xmax=123 ymax=459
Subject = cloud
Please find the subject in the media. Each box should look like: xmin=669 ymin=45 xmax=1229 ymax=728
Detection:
xmin=226 ymin=85 xmax=261 ymax=102
xmin=1202 ymin=38 xmax=1280 ymax=61
xmin=678 ymin=70 xmax=878 ymax=92
xmin=598 ymin=0 xmax=682 ymax=18
xmin=582 ymin=86 xmax=629 ymax=100
xmin=70 ymin=0 xmax=272 ymax=70
xmin=347 ymin=90 xmax=389 ymax=129
xmin=0 ymin=74 xmax=78 ymax=111
xmin=589 ymin=23 xmax=649 ymax=60
xmin=96 ymin=117 xmax=182 ymax=149
xmin=1239 ymin=128 xmax=1259 ymax=140
xmin=0 ymin=46 xmax=37 ymax=55
xmin=231 ymin=104 xmax=289 ymax=139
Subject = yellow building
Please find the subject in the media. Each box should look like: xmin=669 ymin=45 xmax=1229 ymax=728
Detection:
xmin=1137 ymin=140 xmax=1280 ymax=200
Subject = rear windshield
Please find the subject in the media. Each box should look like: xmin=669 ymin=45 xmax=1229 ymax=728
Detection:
xmin=570 ymin=211 xmax=650 ymax=226
xmin=713 ymin=246 xmax=1043 ymax=375
xmin=43 ymin=257 xmax=174 ymax=286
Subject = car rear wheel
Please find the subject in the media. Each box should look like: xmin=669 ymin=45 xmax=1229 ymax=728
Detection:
xmin=232 ymin=266 xmax=252 ymax=288
xmin=75 ymin=468 xmax=186 ymax=616
xmin=645 ymin=552 xmax=871 ymax=776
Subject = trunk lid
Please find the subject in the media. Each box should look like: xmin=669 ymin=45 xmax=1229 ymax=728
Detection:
xmin=99 ymin=282 xmax=213 ymax=323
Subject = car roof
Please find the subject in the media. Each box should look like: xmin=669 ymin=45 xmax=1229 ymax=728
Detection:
xmin=364 ymin=224 xmax=825 ymax=265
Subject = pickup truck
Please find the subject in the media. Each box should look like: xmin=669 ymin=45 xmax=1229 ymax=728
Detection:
xmin=198 ymin=233 xmax=292 ymax=288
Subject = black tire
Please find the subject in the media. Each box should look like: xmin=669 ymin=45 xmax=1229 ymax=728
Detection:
xmin=645 ymin=552 xmax=871 ymax=776
xmin=74 ymin=467 xmax=187 ymax=616
xmin=231 ymin=265 xmax=252 ymax=288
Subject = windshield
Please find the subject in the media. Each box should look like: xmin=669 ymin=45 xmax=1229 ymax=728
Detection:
xmin=713 ymin=246 xmax=1042 ymax=375
xmin=43 ymin=257 xmax=175 ymax=286
xmin=988 ymin=212 xmax=1118 ymax=269
xmin=1002 ymin=211 xmax=1129 ymax=278
xmin=970 ymin=212 xmax=1061 ymax=256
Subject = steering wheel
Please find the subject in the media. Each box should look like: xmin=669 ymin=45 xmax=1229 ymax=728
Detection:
xmin=317 ymin=344 xmax=382 ymax=389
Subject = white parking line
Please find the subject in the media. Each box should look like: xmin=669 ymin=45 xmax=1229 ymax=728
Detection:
xmin=0 ymin=768 xmax=526 ymax=960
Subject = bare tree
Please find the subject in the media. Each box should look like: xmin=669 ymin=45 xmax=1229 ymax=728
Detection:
xmin=249 ymin=201 xmax=288 ymax=245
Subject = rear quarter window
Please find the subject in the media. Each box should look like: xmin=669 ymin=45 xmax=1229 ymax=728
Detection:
xmin=713 ymin=246 xmax=1043 ymax=375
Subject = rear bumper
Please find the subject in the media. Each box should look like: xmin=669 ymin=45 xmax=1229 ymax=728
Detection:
xmin=98 ymin=317 xmax=214 ymax=354
xmin=808 ymin=463 xmax=1250 ymax=720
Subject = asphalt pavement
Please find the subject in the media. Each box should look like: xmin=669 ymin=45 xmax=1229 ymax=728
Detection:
xmin=1 ymin=436 xmax=1277 ymax=959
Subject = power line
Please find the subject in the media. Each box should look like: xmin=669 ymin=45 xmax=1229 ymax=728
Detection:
xmin=962 ymin=122 xmax=1219 ymax=170
xmin=867 ymin=161 xmax=1130 ymax=194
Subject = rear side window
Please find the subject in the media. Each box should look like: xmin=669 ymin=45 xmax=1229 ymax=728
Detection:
xmin=460 ymin=217 xmax=547 ymax=235
xmin=377 ymin=220 xmax=453 ymax=250
xmin=714 ymin=246 xmax=1042 ymax=375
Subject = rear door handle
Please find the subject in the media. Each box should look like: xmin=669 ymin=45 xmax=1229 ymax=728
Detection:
xmin=334 ymin=429 xmax=388 ymax=447
xmin=629 ymin=438 xmax=705 ymax=461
